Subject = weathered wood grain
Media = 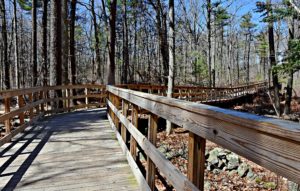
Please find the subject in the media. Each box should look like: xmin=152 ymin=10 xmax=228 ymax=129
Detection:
xmin=107 ymin=85 xmax=300 ymax=184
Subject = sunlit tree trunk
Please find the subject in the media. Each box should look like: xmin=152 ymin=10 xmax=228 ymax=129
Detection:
xmin=107 ymin=0 xmax=117 ymax=85
xmin=32 ymin=0 xmax=38 ymax=86
xmin=0 ymin=0 xmax=10 ymax=90
xmin=166 ymin=0 xmax=175 ymax=135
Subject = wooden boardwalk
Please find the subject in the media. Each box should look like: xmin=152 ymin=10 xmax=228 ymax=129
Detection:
xmin=0 ymin=109 xmax=139 ymax=191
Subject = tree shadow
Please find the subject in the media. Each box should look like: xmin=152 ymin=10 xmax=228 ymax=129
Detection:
xmin=0 ymin=109 xmax=110 ymax=190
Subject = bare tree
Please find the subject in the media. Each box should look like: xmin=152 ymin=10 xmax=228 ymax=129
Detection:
xmin=32 ymin=0 xmax=38 ymax=86
xmin=0 ymin=0 xmax=10 ymax=89
xmin=106 ymin=0 xmax=117 ymax=85
xmin=166 ymin=0 xmax=175 ymax=135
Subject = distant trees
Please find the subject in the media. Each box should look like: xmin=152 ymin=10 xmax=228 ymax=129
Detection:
xmin=0 ymin=0 xmax=299 ymax=122
xmin=240 ymin=12 xmax=256 ymax=85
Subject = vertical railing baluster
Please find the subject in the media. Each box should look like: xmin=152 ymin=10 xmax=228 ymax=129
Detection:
xmin=188 ymin=132 xmax=206 ymax=190
xmin=29 ymin=93 xmax=33 ymax=120
xmin=121 ymin=100 xmax=129 ymax=144
xmin=18 ymin=95 xmax=25 ymax=125
xmin=130 ymin=104 xmax=139 ymax=160
xmin=146 ymin=113 xmax=158 ymax=190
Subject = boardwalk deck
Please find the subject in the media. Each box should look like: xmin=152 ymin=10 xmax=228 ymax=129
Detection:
xmin=0 ymin=109 xmax=139 ymax=191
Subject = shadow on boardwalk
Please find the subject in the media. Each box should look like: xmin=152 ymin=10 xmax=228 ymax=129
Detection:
xmin=0 ymin=109 xmax=139 ymax=191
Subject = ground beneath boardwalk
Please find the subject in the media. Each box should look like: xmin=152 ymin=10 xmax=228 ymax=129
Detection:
xmin=154 ymin=128 xmax=289 ymax=191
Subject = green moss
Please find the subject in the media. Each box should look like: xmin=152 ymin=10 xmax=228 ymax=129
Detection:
xmin=263 ymin=182 xmax=277 ymax=190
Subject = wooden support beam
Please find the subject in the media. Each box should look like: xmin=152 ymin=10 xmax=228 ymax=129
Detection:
xmin=121 ymin=100 xmax=129 ymax=143
xmin=4 ymin=98 xmax=11 ymax=134
xmin=35 ymin=92 xmax=40 ymax=114
xmin=18 ymin=95 xmax=25 ymax=125
xmin=146 ymin=114 xmax=158 ymax=190
xmin=130 ymin=104 xmax=139 ymax=161
xmin=40 ymin=91 xmax=45 ymax=112
xmin=114 ymin=95 xmax=121 ymax=132
xmin=188 ymin=132 xmax=206 ymax=190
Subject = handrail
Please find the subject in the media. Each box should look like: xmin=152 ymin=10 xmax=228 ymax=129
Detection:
xmin=117 ymin=82 xmax=267 ymax=102
xmin=106 ymin=85 xmax=300 ymax=190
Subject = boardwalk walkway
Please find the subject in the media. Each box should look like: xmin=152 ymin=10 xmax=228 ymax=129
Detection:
xmin=0 ymin=109 xmax=139 ymax=191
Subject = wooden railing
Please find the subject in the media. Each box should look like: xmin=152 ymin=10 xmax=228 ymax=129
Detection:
xmin=118 ymin=82 xmax=267 ymax=102
xmin=0 ymin=82 xmax=265 ymax=149
xmin=107 ymin=85 xmax=300 ymax=191
xmin=0 ymin=84 xmax=106 ymax=147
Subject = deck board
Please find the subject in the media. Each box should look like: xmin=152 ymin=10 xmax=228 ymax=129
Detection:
xmin=0 ymin=109 xmax=139 ymax=191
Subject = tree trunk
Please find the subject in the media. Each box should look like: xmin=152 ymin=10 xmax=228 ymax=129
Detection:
xmin=62 ymin=0 xmax=69 ymax=85
xmin=247 ymin=33 xmax=251 ymax=85
xmin=267 ymin=0 xmax=281 ymax=116
xmin=0 ymin=0 xmax=10 ymax=90
xmin=13 ymin=0 xmax=19 ymax=89
xmin=32 ymin=0 xmax=38 ymax=86
xmin=70 ymin=0 xmax=77 ymax=85
xmin=122 ymin=0 xmax=129 ymax=84
xmin=42 ymin=0 xmax=48 ymax=86
xmin=207 ymin=0 xmax=212 ymax=87
xmin=107 ymin=0 xmax=117 ymax=85
xmin=50 ymin=0 xmax=63 ymax=107
xmin=284 ymin=17 xmax=296 ymax=115
xmin=166 ymin=0 xmax=175 ymax=135
xmin=91 ymin=0 xmax=102 ymax=83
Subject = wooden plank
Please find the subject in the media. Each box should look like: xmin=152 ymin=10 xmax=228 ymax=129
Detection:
xmin=146 ymin=114 xmax=158 ymax=190
xmin=107 ymin=85 xmax=300 ymax=184
xmin=0 ymin=109 xmax=138 ymax=191
xmin=130 ymin=105 xmax=139 ymax=161
xmin=188 ymin=132 xmax=206 ymax=190
xmin=107 ymin=100 xmax=199 ymax=191
xmin=108 ymin=114 xmax=151 ymax=191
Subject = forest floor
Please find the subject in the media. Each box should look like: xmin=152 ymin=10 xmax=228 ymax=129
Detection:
xmin=155 ymin=129 xmax=289 ymax=191
xmin=153 ymin=90 xmax=300 ymax=191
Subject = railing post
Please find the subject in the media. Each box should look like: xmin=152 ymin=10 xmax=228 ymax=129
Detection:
xmin=4 ymin=98 xmax=11 ymax=134
xmin=130 ymin=104 xmax=139 ymax=160
xmin=35 ymin=92 xmax=40 ymax=115
xmin=29 ymin=93 xmax=34 ymax=120
xmin=121 ymin=100 xmax=129 ymax=144
xmin=18 ymin=95 xmax=25 ymax=125
xmin=146 ymin=113 xmax=158 ymax=190
xmin=188 ymin=132 xmax=206 ymax=190
xmin=40 ymin=90 xmax=45 ymax=112
xmin=66 ymin=89 xmax=70 ymax=112
xmin=114 ymin=95 xmax=121 ymax=132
